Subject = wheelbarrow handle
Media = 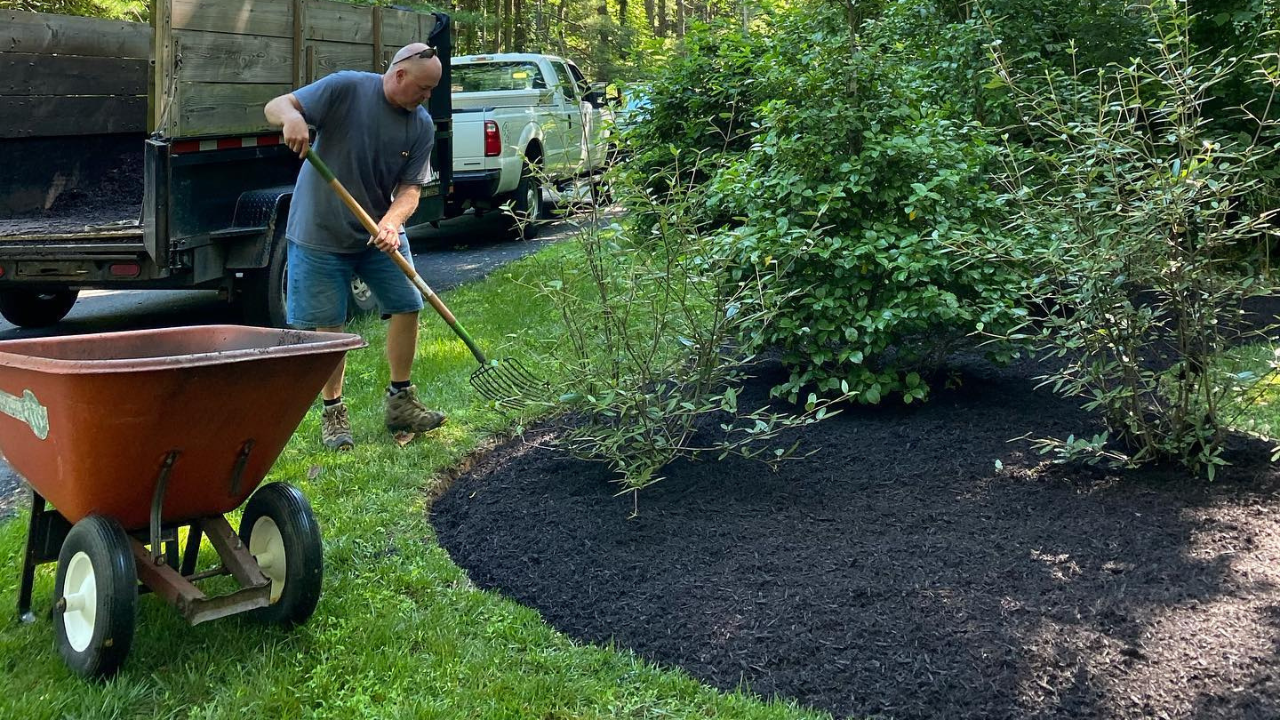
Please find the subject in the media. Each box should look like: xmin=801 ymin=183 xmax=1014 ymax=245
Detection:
xmin=305 ymin=149 xmax=488 ymax=366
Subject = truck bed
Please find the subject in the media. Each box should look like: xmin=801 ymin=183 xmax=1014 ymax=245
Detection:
xmin=0 ymin=136 xmax=143 ymax=239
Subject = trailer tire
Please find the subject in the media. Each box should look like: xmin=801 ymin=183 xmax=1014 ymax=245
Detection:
xmin=240 ymin=482 xmax=323 ymax=627
xmin=241 ymin=237 xmax=289 ymax=328
xmin=0 ymin=288 xmax=79 ymax=328
xmin=54 ymin=515 xmax=137 ymax=680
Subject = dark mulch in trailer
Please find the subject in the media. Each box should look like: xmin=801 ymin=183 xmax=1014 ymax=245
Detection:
xmin=0 ymin=142 xmax=142 ymax=237
xmin=434 ymin=345 xmax=1280 ymax=719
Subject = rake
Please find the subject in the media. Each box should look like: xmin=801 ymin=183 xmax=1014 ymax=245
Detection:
xmin=305 ymin=149 xmax=545 ymax=407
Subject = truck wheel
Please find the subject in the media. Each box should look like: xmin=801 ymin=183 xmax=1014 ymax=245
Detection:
xmin=240 ymin=482 xmax=324 ymax=627
xmin=507 ymin=163 xmax=545 ymax=240
xmin=0 ymin=288 xmax=79 ymax=328
xmin=54 ymin=515 xmax=137 ymax=680
xmin=349 ymin=276 xmax=378 ymax=317
xmin=241 ymin=238 xmax=289 ymax=328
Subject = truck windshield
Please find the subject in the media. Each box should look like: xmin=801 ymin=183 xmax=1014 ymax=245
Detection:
xmin=453 ymin=62 xmax=547 ymax=92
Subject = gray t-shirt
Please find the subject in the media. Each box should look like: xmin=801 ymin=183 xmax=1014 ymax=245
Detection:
xmin=287 ymin=71 xmax=435 ymax=253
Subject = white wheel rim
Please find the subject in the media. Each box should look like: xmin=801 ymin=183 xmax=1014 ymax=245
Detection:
xmin=526 ymin=183 xmax=540 ymax=222
xmin=351 ymin=277 xmax=373 ymax=305
xmin=250 ymin=516 xmax=287 ymax=603
xmin=61 ymin=551 xmax=97 ymax=653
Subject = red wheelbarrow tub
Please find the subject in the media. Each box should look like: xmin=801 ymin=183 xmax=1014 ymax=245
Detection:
xmin=0 ymin=325 xmax=365 ymax=530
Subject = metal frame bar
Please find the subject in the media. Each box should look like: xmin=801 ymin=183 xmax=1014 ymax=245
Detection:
xmin=17 ymin=491 xmax=44 ymax=623
xmin=130 ymin=516 xmax=270 ymax=626
xmin=13 ymin=448 xmax=275 ymax=626
xmin=149 ymin=451 xmax=179 ymax=564
xmin=16 ymin=489 xmax=71 ymax=623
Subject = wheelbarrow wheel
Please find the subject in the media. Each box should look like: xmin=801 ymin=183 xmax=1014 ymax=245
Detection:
xmin=53 ymin=515 xmax=137 ymax=680
xmin=239 ymin=483 xmax=323 ymax=627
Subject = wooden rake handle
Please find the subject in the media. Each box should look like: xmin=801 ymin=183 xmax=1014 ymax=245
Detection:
xmin=305 ymin=149 xmax=488 ymax=365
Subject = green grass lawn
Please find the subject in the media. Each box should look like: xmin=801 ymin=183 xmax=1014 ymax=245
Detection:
xmin=1220 ymin=342 xmax=1280 ymax=444
xmin=0 ymin=243 xmax=826 ymax=720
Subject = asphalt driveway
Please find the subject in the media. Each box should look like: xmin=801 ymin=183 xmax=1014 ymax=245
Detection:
xmin=0 ymin=205 xmax=605 ymax=515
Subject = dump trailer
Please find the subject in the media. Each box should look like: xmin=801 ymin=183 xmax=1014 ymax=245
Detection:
xmin=0 ymin=1 xmax=454 ymax=329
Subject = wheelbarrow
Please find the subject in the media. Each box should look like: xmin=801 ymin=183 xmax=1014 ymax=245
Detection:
xmin=0 ymin=325 xmax=365 ymax=679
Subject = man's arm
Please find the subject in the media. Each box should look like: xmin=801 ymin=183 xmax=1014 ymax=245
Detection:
xmin=370 ymin=183 xmax=422 ymax=252
xmin=264 ymin=93 xmax=310 ymax=158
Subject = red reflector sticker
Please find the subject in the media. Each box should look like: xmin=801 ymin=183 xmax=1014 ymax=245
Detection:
xmin=109 ymin=263 xmax=141 ymax=278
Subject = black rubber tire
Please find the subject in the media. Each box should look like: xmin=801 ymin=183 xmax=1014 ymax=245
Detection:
xmin=0 ymin=288 xmax=79 ymax=328
xmin=239 ymin=482 xmax=323 ymax=627
xmin=241 ymin=237 xmax=289 ymax=328
xmin=53 ymin=515 xmax=137 ymax=680
xmin=507 ymin=162 xmax=544 ymax=240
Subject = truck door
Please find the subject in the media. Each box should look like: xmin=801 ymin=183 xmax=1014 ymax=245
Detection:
xmin=565 ymin=62 xmax=605 ymax=171
xmin=551 ymin=60 xmax=586 ymax=175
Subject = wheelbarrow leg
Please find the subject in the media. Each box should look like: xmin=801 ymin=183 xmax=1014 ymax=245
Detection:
xmin=180 ymin=524 xmax=203 ymax=577
xmin=18 ymin=491 xmax=46 ymax=624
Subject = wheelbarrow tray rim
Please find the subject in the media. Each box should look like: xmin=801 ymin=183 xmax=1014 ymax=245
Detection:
xmin=0 ymin=325 xmax=367 ymax=374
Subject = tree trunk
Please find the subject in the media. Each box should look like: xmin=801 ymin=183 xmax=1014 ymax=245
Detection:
xmin=656 ymin=0 xmax=667 ymax=36
xmin=491 ymin=0 xmax=502 ymax=52
xmin=505 ymin=0 xmax=515 ymax=51
xmin=644 ymin=0 xmax=655 ymax=36
xmin=675 ymin=0 xmax=684 ymax=37
xmin=555 ymin=0 xmax=567 ymax=56
xmin=514 ymin=0 xmax=525 ymax=50
xmin=535 ymin=0 xmax=545 ymax=52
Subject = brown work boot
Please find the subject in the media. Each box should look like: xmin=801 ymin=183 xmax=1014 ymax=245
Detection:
xmin=385 ymin=385 xmax=447 ymax=434
xmin=320 ymin=402 xmax=354 ymax=451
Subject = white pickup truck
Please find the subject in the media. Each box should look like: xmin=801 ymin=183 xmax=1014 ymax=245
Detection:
xmin=447 ymin=53 xmax=612 ymax=237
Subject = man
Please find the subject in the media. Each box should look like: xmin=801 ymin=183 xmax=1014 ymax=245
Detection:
xmin=264 ymin=43 xmax=446 ymax=451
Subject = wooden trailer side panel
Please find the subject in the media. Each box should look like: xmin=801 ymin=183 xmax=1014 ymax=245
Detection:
xmin=157 ymin=0 xmax=432 ymax=139
xmin=0 ymin=10 xmax=149 ymax=139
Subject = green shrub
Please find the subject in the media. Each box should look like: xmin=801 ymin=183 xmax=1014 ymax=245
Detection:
xmin=1 ymin=0 xmax=146 ymax=20
xmin=691 ymin=2 xmax=1027 ymax=404
xmin=970 ymin=2 xmax=1280 ymax=475
xmin=531 ymin=161 xmax=842 ymax=499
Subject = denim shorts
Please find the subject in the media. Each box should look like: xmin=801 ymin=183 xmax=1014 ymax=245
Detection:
xmin=286 ymin=238 xmax=425 ymax=329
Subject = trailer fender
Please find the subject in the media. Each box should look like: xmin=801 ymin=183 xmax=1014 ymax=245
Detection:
xmin=225 ymin=187 xmax=293 ymax=270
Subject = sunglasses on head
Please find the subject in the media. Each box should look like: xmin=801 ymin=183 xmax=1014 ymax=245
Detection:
xmin=392 ymin=47 xmax=438 ymax=65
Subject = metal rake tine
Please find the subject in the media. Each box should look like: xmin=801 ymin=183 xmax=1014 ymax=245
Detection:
xmin=470 ymin=366 xmax=528 ymax=408
xmin=470 ymin=383 xmax=528 ymax=409
xmin=468 ymin=367 xmax=507 ymax=399
xmin=469 ymin=358 xmax=548 ymax=409
xmin=492 ymin=358 xmax=545 ymax=392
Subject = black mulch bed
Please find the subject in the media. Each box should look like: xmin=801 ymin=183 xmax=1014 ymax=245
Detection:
xmin=433 ymin=351 xmax=1280 ymax=719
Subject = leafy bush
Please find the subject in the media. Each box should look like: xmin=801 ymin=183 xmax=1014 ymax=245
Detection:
xmin=1 ymin=0 xmax=146 ymax=20
xmin=531 ymin=160 xmax=842 ymax=499
xmin=664 ymin=2 xmax=1028 ymax=404
xmin=969 ymin=3 xmax=1280 ymax=475
xmin=610 ymin=0 xmax=1276 ymax=417
xmin=619 ymin=21 xmax=766 ymax=226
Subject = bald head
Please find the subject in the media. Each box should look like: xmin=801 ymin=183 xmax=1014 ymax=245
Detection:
xmin=384 ymin=43 xmax=442 ymax=110
xmin=390 ymin=43 xmax=434 ymax=66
